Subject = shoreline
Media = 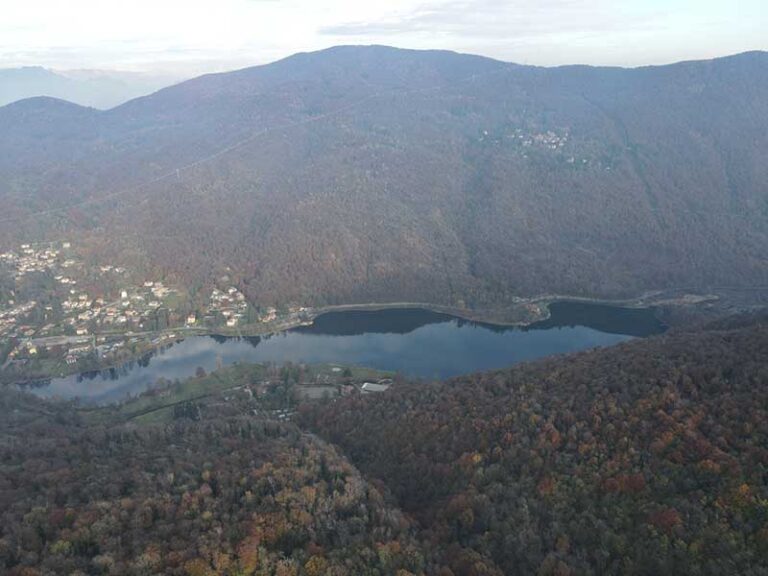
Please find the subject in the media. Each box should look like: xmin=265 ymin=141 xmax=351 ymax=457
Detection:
xmin=205 ymin=289 xmax=689 ymax=336
xmin=229 ymin=288 xmax=714 ymax=334
xmin=5 ymin=290 xmax=718 ymax=387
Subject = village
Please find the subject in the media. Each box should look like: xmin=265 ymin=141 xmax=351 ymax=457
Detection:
xmin=0 ymin=241 xmax=313 ymax=383
xmin=475 ymin=123 xmax=618 ymax=171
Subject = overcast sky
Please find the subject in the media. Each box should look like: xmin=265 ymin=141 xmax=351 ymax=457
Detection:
xmin=1 ymin=0 xmax=766 ymax=74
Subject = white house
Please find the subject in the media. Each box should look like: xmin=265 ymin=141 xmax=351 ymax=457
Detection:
xmin=361 ymin=382 xmax=390 ymax=394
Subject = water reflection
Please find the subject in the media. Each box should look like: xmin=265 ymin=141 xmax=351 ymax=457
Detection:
xmin=295 ymin=308 xmax=454 ymax=336
xmin=20 ymin=301 xmax=665 ymax=404
xmin=527 ymin=301 xmax=665 ymax=337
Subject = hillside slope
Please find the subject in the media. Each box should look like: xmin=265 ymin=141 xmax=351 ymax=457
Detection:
xmin=305 ymin=316 xmax=768 ymax=574
xmin=1 ymin=46 xmax=767 ymax=308
xmin=0 ymin=390 xmax=426 ymax=575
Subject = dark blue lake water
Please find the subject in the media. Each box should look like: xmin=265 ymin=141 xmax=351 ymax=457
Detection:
xmin=26 ymin=301 xmax=665 ymax=404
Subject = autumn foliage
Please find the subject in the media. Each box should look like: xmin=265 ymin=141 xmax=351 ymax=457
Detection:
xmin=304 ymin=318 xmax=768 ymax=574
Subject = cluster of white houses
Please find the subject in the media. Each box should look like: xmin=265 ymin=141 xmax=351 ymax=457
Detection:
xmin=206 ymin=286 xmax=251 ymax=327
xmin=1 ymin=243 xmax=62 ymax=277
xmin=1 ymin=241 xmax=320 ymax=375
xmin=0 ymin=301 xmax=37 ymax=339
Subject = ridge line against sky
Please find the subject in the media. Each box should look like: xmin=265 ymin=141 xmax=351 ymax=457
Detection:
xmin=1 ymin=0 xmax=766 ymax=75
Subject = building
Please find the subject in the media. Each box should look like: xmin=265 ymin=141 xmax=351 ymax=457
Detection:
xmin=361 ymin=382 xmax=390 ymax=394
xmin=261 ymin=307 xmax=277 ymax=323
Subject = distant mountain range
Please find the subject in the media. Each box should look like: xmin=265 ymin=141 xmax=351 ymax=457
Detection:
xmin=0 ymin=66 xmax=181 ymax=109
xmin=1 ymin=46 xmax=767 ymax=309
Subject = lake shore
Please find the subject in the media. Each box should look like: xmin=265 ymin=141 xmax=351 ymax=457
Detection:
xmin=228 ymin=288 xmax=717 ymax=336
xmin=5 ymin=290 xmax=717 ymax=388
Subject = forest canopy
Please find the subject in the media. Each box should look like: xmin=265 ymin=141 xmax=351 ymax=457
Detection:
xmin=303 ymin=315 xmax=768 ymax=575
xmin=2 ymin=315 xmax=768 ymax=575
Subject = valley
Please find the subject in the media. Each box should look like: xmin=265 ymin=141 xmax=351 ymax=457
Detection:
xmin=2 ymin=46 xmax=767 ymax=393
xmin=2 ymin=38 xmax=768 ymax=576
xmin=20 ymin=302 xmax=665 ymax=403
xmin=0 ymin=232 xmax=739 ymax=394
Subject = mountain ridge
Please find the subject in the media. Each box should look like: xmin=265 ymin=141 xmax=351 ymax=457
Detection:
xmin=5 ymin=47 xmax=766 ymax=113
xmin=0 ymin=66 xmax=181 ymax=109
xmin=1 ymin=45 xmax=767 ymax=310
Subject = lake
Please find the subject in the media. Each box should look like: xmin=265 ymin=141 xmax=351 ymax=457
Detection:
xmin=23 ymin=301 xmax=665 ymax=404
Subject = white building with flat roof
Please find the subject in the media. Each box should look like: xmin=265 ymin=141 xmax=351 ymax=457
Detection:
xmin=361 ymin=382 xmax=390 ymax=394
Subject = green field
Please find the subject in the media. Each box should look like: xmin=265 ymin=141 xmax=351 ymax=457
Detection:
xmin=82 ymin=361 xmax=393 ymax=426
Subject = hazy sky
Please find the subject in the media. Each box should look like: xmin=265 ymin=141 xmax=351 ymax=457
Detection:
xmin=1 ymin=0 xmax=765 ymax=74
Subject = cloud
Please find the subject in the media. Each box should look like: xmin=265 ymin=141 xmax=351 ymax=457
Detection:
xmin=317 ymin=0 xmax=768 ymax=67
xmin=321 ymin=0 xmax=659 ymax=40
xmin=0 ymin=0 xmax=764 ymax=71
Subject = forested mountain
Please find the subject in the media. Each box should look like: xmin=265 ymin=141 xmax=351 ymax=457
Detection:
xmin=1 ymin=46 xmax=768 ymax=308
